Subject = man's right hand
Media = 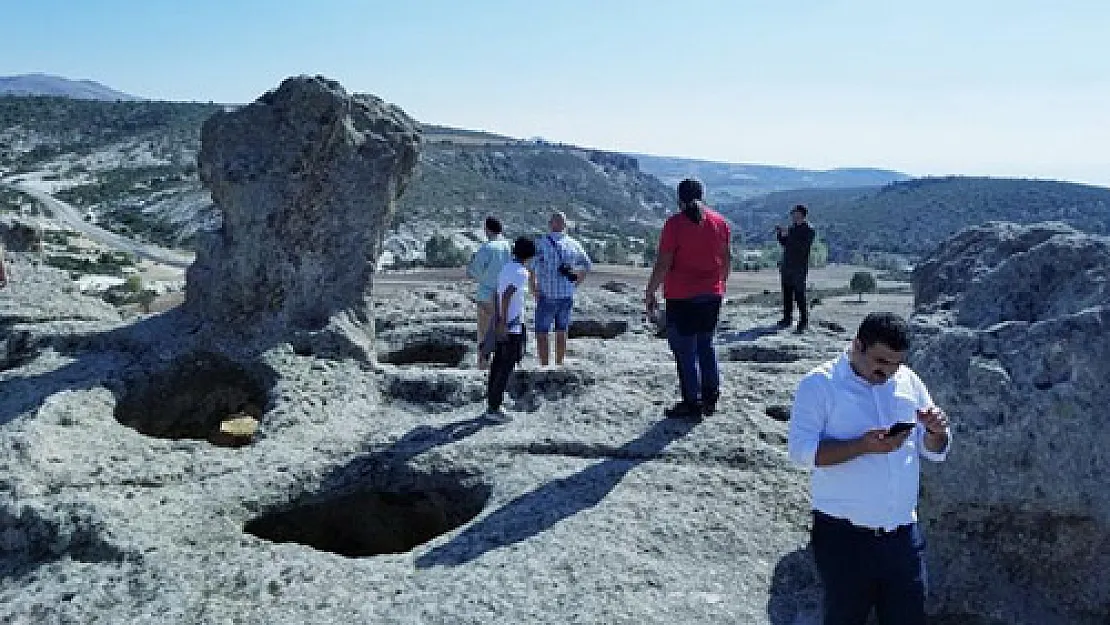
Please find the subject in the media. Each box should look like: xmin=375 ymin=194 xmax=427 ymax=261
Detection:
xmin=859 ymin=428 xmax=912 ymax=454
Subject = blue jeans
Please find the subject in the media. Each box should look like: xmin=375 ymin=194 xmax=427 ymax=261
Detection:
xmin=811 ymin=511 xmax=928 ymax=625
xmin=665 ymin=295 xmax=721 ymax=406
xmin=535 ymin=296 xmax=573 ymax=333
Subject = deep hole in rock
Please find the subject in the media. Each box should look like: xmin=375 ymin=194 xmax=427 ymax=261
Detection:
xmin=380 ymin=341 xmax=467 ymax=367
xmin=113 ymin=352 xmax=274 ymax=446
xmin=568 ymin=319 xmax=628 ymax=340
xmin=244 ymin=473 xmax=490 ymax=557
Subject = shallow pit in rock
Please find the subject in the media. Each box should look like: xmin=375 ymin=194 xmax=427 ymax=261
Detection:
xmin=244 ymin=471 xmax=490 ymax=557
xmin=379 ymin=341 xmax=468 ymax=368
xmin=383 ymin=369 xmax=484 ymax=406
xmin=726 ymin=344 xmax=804 ymax=363
xmin=568 ymin=319 xmax=628 ymax=340
xmin=113 ymin=352 xmax=274 ymax=445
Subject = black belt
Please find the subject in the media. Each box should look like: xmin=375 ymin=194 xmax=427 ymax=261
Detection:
xmin=813 ymin=510 xmax=911 ymax=537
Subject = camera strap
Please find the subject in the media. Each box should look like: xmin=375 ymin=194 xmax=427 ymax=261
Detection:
xmin=547 ymin=234 xmax=567 ymax=268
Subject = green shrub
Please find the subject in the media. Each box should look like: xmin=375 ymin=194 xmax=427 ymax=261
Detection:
xmin=849 ymin=271 xmax=877 ymax=302
xmin=424 ymin=235 xmax=468 ymax=268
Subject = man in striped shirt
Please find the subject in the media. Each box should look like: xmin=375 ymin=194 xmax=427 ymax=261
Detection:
xmin=529 ymin=212 xmax=592 ymax=366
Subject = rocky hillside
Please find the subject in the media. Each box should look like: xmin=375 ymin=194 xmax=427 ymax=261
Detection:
xmin=399 ymin=141 xmax=672 ymax=236
xmin=0 ymin=96 xmax=671 ymax=255
xmin=0 ymin=96 xmax=223 ymax=245
xmin=719 ymin=176 xmax=1110 ymax=262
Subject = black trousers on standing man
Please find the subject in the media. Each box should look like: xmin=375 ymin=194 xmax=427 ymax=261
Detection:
xmin=811 ymin=511 xmax=928 ymax=625
xmin=781 ymin=267 xmax=808 ymax=326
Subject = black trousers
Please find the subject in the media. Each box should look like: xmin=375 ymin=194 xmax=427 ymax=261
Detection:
xmin=781 ymin=267 xmax=808 ymax=323
xmin=811 ymin=511 xmax=927 ymax=625
xmin=487 ymin=332 xmax=524 ymax=412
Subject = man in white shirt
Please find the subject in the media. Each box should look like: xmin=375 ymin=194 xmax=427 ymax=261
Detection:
xmin=485 ymin=237 xmax=536 ymax=422
xmin=788 ymin=312 xmax=951 ymax=625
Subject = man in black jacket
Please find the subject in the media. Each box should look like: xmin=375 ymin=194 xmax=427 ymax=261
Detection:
xmin=775 ymin=204 xmax=816 ymax=333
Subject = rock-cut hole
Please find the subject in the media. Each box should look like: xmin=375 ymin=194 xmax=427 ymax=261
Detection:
xmin=244 ymin=481 xmax=489 ymax=557
xmin=380 ymin=341 xmax=467 ymax=368
xmin=568 ymin=319 xmax=628 ymax=340
xmin=113 ymin=352 xmax=272 ymax=447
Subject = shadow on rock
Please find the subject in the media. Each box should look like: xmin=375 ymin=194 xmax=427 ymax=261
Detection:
xmin=719 ymin=323 xmax=781 ymax=344
xmin=377 ymin=413 xmax=497 ymax=465
xmin=414 ymin=416 xmax=697 ymax=568
xmin=766 ymin=546 xmax=822 ymax=625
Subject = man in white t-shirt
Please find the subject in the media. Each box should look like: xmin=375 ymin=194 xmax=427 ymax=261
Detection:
xmin=486 ymin=237 xmax=537 ymax=421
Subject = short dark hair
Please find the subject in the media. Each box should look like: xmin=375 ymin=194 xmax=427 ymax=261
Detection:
xmin=677 ymin=178 xmax=704 ymax=203
xmin=512 ymin=236 xmax=536 ymax=261
xmin=792 ymin=204 xmax=808 ymax=217
xmin=856 ymin=312 xmax=911 ymax=352
xmin=484 ymin=216 xmax=503 ymax=234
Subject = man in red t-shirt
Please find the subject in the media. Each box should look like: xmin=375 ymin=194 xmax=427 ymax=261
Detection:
xmin=645 ymin=178 xmax=732 ymax=419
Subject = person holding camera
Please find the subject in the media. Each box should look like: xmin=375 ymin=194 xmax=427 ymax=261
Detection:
xmin=530 ymin=211 xmax=592 ymax=366
xmin=787 ymin=312 xmax=951 ymax=625
xmin=775 ymin=204 xmax=816 ymax=333
xmin=644 ymin=178 xmax=732 ymax=419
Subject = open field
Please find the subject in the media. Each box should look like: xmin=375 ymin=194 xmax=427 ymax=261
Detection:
xmin=145 ymin=263 xmax=913 ymax=328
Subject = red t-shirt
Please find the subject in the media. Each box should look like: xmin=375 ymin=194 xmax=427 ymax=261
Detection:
xmin=659 ymin=207 xmax=731 ymax=300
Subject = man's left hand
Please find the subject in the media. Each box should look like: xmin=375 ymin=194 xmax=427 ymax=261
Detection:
xmin=917 ymin=406 xmax=949 ymax=434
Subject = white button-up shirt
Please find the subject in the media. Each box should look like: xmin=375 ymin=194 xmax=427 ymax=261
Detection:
xmin=788 ymin=351 xmax=950 ymax=530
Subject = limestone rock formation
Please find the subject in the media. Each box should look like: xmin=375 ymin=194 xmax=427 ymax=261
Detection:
xmin=911 ymin=221 xmax=1110 ymax=624
xmin=185 ymin=75 xmax=420 ymax=360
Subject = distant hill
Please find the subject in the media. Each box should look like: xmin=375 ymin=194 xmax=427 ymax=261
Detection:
xmin=0 ymin=73 xmax=141 ymax=101
xmin=719 ymin=176 xmax=1110 ymax=262
xmin=635 ymin=153 xmax=910 ymax=202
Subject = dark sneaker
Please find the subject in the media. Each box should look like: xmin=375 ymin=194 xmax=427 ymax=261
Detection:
xmin=775 ymin=318 xmax=793 ymax=329
xmin=664 ymin=401 xmax=703 ymax=420
xmin=793 ymin=323 xmax=808 ymax=335
xmin=701 ymin=391 xmax=719 ymax=417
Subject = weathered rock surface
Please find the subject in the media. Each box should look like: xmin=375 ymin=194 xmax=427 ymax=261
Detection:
xmin=911 ymin=221 xmax=1110 ymax=624
xmin=185 ymin=75 xmax=420 ymax=360
xmin=2 ymin=259 xmax=840 ymax=623
xmin=0 ymin=259 xmax=121 ymax=371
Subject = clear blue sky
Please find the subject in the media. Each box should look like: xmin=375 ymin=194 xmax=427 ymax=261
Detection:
xmin=3 ymin=0 xmax=1108 ymax=185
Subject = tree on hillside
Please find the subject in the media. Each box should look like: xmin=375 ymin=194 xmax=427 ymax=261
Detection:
xmin=850 ymin=271 xmax=877 ymax=302
xmin=605 ymin=238 xmax=629 ymax=265
xmin=425 ymin=235 xmax=468 ymax=268
xmin=642 ymin=236 xmax=658 ymax=266
xmin=809 ymin=237 xmax=829 ymax=268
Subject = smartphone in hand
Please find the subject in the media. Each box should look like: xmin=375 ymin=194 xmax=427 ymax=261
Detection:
xmin=886 ymin=421 xmax=915 ymax=437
